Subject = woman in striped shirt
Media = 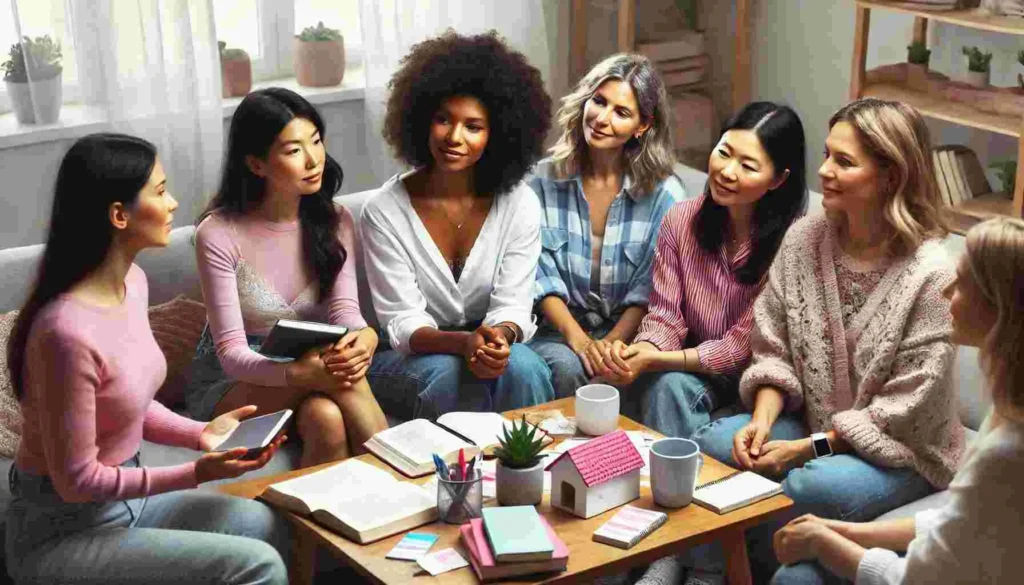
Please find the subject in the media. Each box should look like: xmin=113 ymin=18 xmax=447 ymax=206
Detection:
xmin=605 ymin=102 xmax=808 ymax=438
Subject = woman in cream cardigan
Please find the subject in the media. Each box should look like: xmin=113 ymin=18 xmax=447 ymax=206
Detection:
xmin=772 ymin=217 xmax=1024 ymax=584
xmin=695 ymin=97 xmax=965 ymax=529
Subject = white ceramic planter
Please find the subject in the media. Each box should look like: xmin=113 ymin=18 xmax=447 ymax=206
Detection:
xmin=496 ymin=459 xmax=544 ymax=506
xmin=5 ymin=74 xmax=62 ymax=125
xmin=966 ymin=69 xmax=990 ymax=89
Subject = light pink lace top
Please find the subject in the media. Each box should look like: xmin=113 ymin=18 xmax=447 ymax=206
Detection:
xmin=194 ymin=206 xmax=366 ymax=387
xmin=835 ymin=250 xmax=890 ymax=329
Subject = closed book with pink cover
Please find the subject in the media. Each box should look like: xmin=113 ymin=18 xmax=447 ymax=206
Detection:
xmin=460 ymin=517 xmax=567 ymax=581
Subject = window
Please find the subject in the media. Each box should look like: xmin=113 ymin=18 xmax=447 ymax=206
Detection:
xmin=0 ymin=0 xmax=80 ymax=113
xmin=213 ymin=0 xmax=362 ymax=83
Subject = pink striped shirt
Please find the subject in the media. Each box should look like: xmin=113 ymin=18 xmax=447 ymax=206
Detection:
xmin=633 ymin=196 xmax=764 ymax=375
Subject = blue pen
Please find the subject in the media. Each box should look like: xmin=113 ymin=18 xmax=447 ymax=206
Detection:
xmin=432 ymin=453 xmax=449 ymax=477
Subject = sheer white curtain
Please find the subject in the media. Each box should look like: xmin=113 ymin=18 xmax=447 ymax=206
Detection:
xmin=67 ymin=0 xmax=223 ymax=221
xmin=358 ymin=0 xmax=552 ymax=185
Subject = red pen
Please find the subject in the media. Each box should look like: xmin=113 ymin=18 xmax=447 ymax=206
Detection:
xmin=458 ymin=448 xmax=466 ymax=481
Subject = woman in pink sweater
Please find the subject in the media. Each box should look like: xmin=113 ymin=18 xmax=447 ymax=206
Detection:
xmin=189 ymin=88 xmax=388 ymax=468
xmin=773 ymin=218 xmax=1024 ymax=584
xmin=693 ymin=99 xmax=965 ymax=579
xmin=6 ymin=134 xmax=289 ymax=584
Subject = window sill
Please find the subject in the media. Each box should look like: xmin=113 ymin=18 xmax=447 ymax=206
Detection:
xmin=0 ymin=67 xmax=366 ymax=151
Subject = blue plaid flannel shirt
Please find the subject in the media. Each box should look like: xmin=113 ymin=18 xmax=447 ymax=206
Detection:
xmin=528 ymin=160 xmax=688 ymax=329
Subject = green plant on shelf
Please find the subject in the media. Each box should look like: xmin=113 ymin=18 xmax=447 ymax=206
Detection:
xmin=989 ymin=160 xmax=1017 ymax=195
xmin=907 ymin=41 xmax=930 ymax=65
xmin=493 ymin=416 xmax=545 ymax=469
xmin=962 ymin=46 xmax=993 ymax=73
xmin=297 ymin=21 xmax=342 ymax=42
xmin=2 ymin=35 xmax=62 ymax=83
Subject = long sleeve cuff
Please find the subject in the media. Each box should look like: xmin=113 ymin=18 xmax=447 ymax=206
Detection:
xmin=856 ymin=548 xmax=903 ymax=585
xmin=694 ymin=343 xmax=748 ymax=376
xmin=484 ymin=309 xmax=537 ymax=343
xmin=148 ymin=461 xmax=201 ymax=492
xmin=387 ymin=315 xmax=439 ymax=356
xmin=738 ymin=360 xmax=804 ymax=411
xmin=633 ymin=327 xmax=682 ymax=352
xmin=914 ymin=508 xmax=942 ymax=536
xmin=833 ymin=409 xmax=915 ymax=468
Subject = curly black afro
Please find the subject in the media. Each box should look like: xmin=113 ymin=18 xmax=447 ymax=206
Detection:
xmin=383 ymin=30 xmax=552 ymax=197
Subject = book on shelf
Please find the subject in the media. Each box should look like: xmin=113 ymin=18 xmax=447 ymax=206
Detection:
xmin=592 ymin=505 xmax=668 ymax=550
xmin=934 ymin=150 xmax=954 ymax=207
xmin=938 ymin=149 xmax=965 ymax=206
xmin=933 ymin=145 xmax=993 ymax=208
xmin=460 ymin=517 xmax=568 ymax=581
xmin=363 ymin=414 xmax=552 ymax=477
xmin=954 ymin=147 xmax=992 ymax=198
xmin=636 ymin=30 xmax=704 ymax=62
xmin=259 ymin=458 xmax=437 ymax=544
xmin=692 ymin=470 xmax=783 ymax=514
xmin=948 ymin=149 xmax=973 ymax=205
xmin=258 ymin=319 xmax=348 ymax=359
xmin=481 ymin=506 xmax=555 ymax=563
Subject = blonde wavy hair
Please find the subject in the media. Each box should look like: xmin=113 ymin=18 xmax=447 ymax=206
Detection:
xmin=548 ymin=53 xmax=676 ymax=196
xmin=964 ymin=217 xmax=1024 ymax=423
xmin=829 ymin=98 xmax=948 ymax=255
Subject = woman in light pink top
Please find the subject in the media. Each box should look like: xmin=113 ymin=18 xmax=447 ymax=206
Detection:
xmin=189 ymin=88 xmax=387 ymax=468
xmin=6 ymin=133 xmax=289 ymax=584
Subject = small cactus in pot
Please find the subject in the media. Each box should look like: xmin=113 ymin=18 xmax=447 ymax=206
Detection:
xmin=494 ymin=416 xmax=547 ymax=506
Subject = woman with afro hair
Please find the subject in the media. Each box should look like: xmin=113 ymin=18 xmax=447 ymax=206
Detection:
xmin=360 ymin=30 xmax=556 ymax=419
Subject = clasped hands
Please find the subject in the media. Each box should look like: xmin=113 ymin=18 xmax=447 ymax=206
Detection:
xmin=571 ymin=337 xmax=658 ymax=385
xmin=286 ymin=327 xmax=378 ymax=391
xmin=731 ymin=418 xmax=815 ymax=477
xmin=463 ymin=325 xmax=512 ymax=379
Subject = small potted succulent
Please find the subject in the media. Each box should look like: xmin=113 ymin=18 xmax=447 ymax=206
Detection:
xmin=907 ymin=41 xmax=931 ymax=92
xmin=2 ymin=35 xmax=63 ymax=124
xmin=494 ymin=416 xmax=546 ymax=506
xmin=295 ymin=21 xmax=345 ymax=88
xmin=219 ymin=41 xmax=252 ymax=98
xmin=962 ymin=46 xmax=993 ymax=89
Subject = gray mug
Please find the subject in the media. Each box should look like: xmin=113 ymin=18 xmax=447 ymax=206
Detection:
xmin=649 ymin=438 xmax=704 ymax=508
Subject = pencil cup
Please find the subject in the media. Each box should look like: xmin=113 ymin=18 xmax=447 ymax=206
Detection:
xmin=437 ymin=469 xmax=483 ymax=524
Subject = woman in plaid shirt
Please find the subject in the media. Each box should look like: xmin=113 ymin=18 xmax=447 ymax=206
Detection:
xmin=527 ymin=54 xmax=685 ymax=400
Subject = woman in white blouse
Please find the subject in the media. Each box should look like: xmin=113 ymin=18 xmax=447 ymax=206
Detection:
xmin=770 ymin=216 xmax=1024 ymax=585
xmin=360 ymin=31 xmax=555 ymax=419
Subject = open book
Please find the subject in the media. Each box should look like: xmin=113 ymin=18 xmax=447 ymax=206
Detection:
xmin=692 ymin=471 xmax=783 ymax=514
xmin=259 ymin=459 xmax=437 ymax=544
xmin=364 ymin=414 xmax=552 ymax=477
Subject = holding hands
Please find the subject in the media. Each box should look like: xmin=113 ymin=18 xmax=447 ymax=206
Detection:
xmin=463 ymin=324 xmax=512 ymax=379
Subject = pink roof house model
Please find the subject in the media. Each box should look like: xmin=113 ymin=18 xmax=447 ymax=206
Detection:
xmin=545 ymin=430 xmax=644 ymax=518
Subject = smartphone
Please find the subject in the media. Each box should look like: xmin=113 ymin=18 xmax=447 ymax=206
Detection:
xmin=214 ymin=409 xmax=293 ymax=460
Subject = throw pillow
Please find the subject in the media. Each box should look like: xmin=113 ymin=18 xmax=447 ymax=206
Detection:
xmin=0 ymin=310 xmax=22 ymax=458
xmin=148 ymin=296 xmax=207 ymax=409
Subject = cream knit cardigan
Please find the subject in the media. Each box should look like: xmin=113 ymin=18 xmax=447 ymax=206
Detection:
xmin=740 ymin=214 xmax=965 ymax=489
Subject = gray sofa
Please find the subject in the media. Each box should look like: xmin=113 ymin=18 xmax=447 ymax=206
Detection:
xmin=0 ymin=165 xmax=986 ymax=579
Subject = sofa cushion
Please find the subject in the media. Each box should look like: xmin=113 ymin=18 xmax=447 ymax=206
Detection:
xmin=0 ymin=311 xmax=20 ymax=458
xmin=149 ymin=296 xmax=208 ymax=408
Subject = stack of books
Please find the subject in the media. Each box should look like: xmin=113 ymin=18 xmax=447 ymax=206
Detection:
xmin=458 ymin=506 xmax=568 ymax=581
xmin=636 ymin=30 xmax=715 ymax=168
xmin=932 ymin=145 xmax=992 ymax=208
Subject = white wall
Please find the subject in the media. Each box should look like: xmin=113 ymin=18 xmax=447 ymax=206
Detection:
xmin=0 ymin=99 xmax=376 ymax=249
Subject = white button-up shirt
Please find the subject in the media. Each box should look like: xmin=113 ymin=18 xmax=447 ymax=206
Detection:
xmin=360 ymin=172 xmax=541 ymax=355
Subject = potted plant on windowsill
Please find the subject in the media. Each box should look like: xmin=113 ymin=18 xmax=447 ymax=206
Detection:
xmin=494 ymin=416 xmax=546 ymax=506
xmin=2 ymin=35 xmax=62 ymax=125
xmin=962 ymin=46 xmax=993 ymax=89
xmin=295 ymin=21 xmax=344 ymax=88
xmin=906 ymin=41 xmax=931 ymax=92
xmin=219 ymin=41 xmax=252 ymax=98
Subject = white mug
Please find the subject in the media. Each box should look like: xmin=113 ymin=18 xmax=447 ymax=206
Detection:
xmin=574 ymin=384 xmax=620 ymax=436
xmin=649 ymin=438 xmax=704 ymax=508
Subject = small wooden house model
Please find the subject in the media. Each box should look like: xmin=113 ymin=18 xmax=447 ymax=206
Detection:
xmin=545 ymin=430 xmax=644 ymax=519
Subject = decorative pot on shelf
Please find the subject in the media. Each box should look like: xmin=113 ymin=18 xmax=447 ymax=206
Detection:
xmin=495 ymin=459 xmax=544 ymax=506
xmin=907 ymin=63 xmax=929 ymax=92
xmin=220 ymin=51 xmax=252 ymax=98
xmin=966 ymin=69 xmax=990 ymax=89
xmin=295 ymin=38 xmax=345 ymax=88
xmin=5 ymin=74 xmax=62 ymax=125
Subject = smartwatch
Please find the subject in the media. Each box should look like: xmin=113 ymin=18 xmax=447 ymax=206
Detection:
xmin=811 ymin=432 xmax=833 ymax=458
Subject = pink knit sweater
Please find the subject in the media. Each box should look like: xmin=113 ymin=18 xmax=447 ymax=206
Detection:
xmin=740 ymin=214 xmax=965 ymax=488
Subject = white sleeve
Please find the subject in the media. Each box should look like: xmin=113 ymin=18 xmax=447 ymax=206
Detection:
xmin=360 ymin=204 xmax=437 ymax=355
xmin=482 ymin=186 xmax=541 ymax=342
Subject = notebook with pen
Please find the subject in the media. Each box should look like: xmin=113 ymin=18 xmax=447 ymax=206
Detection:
xmin=363 ymin=413 xmax=551 ymax=477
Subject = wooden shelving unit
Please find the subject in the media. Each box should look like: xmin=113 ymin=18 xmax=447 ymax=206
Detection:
xmin=851 ymin=1 xmax=1024 ymax=234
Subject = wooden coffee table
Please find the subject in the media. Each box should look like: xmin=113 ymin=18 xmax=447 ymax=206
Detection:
xmin=217 ymin=398 xmax=793 ymax=585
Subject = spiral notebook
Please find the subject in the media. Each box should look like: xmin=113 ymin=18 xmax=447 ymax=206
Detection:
xmin=692 ymin=471 xmax=783 ymax=514
xmin=592 ymin=505 xmax=668 ymax=550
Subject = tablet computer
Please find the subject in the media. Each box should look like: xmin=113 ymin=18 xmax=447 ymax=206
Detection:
xmin=214 ymin=409 xmax=293 ymax=458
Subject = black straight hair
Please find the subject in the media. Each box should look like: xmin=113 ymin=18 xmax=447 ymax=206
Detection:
xmin=199 ymin=87 xmax=345 ymax=301
xmin=693 ymin=102 xmax=808 ymax=285
xmin=8 ymin=133 xmax=157 ymax=400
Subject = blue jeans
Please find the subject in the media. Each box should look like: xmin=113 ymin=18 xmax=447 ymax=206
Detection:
xmin=527 ymin=324 xmax=614 ymax=399
xmin=695 ymin=413 xmax=933 ymax=582
xmin=771 ymin=561 xmax=846 ymax=585
xmin=625 ymin=371 xmax=736 ymax=439
xmin=367 ymin=344 xmax=555 ymax=420
xmin=6 ymin=457 xmax=290 ymax=584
